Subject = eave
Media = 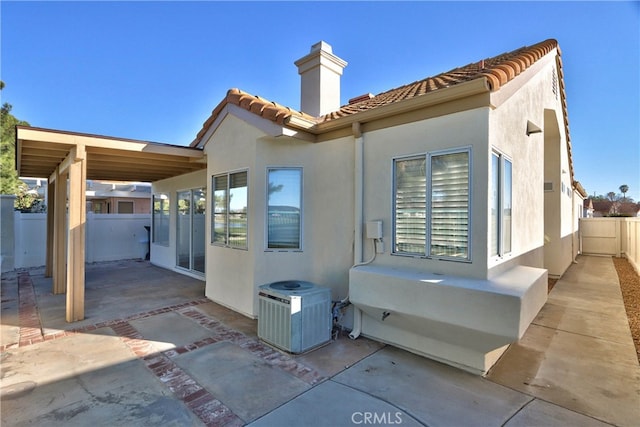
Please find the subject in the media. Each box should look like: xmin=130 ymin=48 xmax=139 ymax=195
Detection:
xmin=16 ymin=126 xmax=206 ymax=182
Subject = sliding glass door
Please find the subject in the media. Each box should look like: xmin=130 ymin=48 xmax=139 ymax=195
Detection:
xmin=177 ymin=188 xmax=206 ymax=274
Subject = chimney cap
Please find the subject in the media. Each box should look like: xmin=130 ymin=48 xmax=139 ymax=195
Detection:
xmin=311 ymin=41 xmax=333 ymax=53
xmin=294 ymin=41 xmax=347 ymax=73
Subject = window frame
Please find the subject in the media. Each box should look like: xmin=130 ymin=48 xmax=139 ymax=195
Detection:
xmin=117 ymin=200 xmax=134 ymax=214
xmin=490 ymin=150 xmax=513 ymax=258
xmin=266 ymin=167 xmax=303 ymax=252
xmin=211 ymin=169 xmax=249 ymax=250
xmin=152 ymin=193 xmax=170 ymax=246
xmin=392 ymin=147 xmax=472 ymax=262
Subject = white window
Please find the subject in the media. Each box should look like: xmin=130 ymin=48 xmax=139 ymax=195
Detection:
xmin=491 ymin=152 xmax=512 ymax=257
xmin=152 ymin=194 xmax=170 ymax=246
xmin=393 ymin=148 xmax=471 ymax=261
xmin=212 ymin=171 xmax=248 ymax=249
xmin=267 ymin=168 xmax=302 ymax=250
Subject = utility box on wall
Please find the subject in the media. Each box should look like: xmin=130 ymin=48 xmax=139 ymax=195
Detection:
xmin=366 ymin=220 xmax=383 ymax=239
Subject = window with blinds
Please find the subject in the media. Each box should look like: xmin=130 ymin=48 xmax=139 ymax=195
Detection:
xmin=393 ymin=148 xmax=471 ymax=261
xmin=394 ymin=157 xmax=427 ymax=255
xmin=212 ymin=171 xmax=248 ymax=249
xmin=430 ymin=151 xmax=470 ymax=259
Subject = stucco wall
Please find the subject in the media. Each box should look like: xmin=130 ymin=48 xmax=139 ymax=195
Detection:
xmin=204 ymin=114 xmax=260 ymax=317
xmin=254 ymin=134 xmax=355 ymax=306
xmin=203 ymin=113 xmax=355 ymax=317
xmin=488 ymin=54 xmax=557 ymax=277
xmin=151 ymin=169 xmax=207 ymax=276
xmin=488 ymin=50 xmax=575 ymax=278
xmin=359 ymin=108 xmax=490 ymax=279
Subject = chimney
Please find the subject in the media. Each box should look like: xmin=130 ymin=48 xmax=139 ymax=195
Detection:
xmin=294 ymin=41 xmax=347 ymax=117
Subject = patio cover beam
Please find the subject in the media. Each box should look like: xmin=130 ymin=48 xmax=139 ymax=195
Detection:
xmin=16 ymin=126 xmax=205 ymax=182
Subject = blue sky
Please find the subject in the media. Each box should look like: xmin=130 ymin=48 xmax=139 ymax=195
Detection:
xmin=1 ymin=1 xmax=639 ymax=201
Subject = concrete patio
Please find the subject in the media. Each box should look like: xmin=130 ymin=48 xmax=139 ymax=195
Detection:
xmin=1 ymin=255 xmax=638 ymax=426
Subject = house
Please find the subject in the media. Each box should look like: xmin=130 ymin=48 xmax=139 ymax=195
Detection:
xmin=619 ymin=202 xmax=640 ymax=217
xmin=591 ymin=200 xmax=640 ymax=217
xmin=19 ymin=178 xmax=152 ymax=214
xmin=85 ymin=181 xmax=152 ymax=214
xmin=583 ymin=198 xmax=594 ymax=218
xmin=15 ymin=38 xmax=585 ymax=375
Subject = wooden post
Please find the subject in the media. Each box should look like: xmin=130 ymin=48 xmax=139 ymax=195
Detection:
xmin=45 ymin=175 xmax=55 ymax=277
xmin=65 ymin=145 xmax=86 ymax=322
xmin=53 ymin=167 xmax=67 ymax=294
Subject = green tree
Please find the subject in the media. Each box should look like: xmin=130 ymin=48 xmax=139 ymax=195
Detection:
xmin=1 ymin=81 xmax=30 ymax=198
xmin=619 ymin=184 xmax=629 ymax=202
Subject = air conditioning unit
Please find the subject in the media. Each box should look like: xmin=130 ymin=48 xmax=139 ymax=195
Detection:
xmin=258 ymin=280 xmax=331 ymax=353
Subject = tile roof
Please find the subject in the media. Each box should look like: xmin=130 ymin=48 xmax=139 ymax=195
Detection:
xmin=192 ymin=38 xmax=565 ymax=144
xmin=192 ymin=89 xmax=317 ymax=144
xmin=321 ymin=39 xmax=559 ymax=122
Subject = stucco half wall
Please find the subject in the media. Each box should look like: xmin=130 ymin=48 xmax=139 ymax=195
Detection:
xmin=349 ymin=264 xmax=548 ymax=375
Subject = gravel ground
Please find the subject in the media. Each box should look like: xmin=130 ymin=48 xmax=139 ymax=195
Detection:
xmin=613 ymin=257 xmax=640 ymax=363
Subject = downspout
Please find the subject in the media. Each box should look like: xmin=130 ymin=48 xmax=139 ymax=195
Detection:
xmin=353 ymin=121 xmax=364 ymax=264
xmin=571 ymin=189 xmax=575 ymax=262
xmin=349 ymin=121 xmax=364 ymax=340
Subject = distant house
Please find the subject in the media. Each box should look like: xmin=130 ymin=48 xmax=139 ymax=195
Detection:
xmin=85 ymin=181 xmax=151 ymax=214
xmin=16 ymin=38 xmax=585 ymax=375
xmin=20 ymin=178 xmax=151 ymax=214
xmin=619 ymin=201 xmax=640 ymax=217
xmin=591 ymin=199 xmax=640 ymax=217
xmin=592 ymin=200 xmax=614 ymax=217
xmin=583 ymin=198 xmax=594 ymax=217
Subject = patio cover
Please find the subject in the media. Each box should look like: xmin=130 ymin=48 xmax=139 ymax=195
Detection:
xmin=15 ymin=126 xmax=206 ymax=322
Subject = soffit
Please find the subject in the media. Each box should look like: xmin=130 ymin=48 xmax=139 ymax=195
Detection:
xmin=17 ymin=126 xmax=206 ymax=182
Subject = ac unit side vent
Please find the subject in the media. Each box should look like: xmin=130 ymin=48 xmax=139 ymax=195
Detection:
xmin=258 ymin=296 xmax=292 ymax=351
xmin=544 ymin=182 xmax=554 ymax=192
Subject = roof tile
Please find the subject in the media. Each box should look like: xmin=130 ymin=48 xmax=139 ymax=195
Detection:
xmin=191 ymin=39 xmax=562 ymax=145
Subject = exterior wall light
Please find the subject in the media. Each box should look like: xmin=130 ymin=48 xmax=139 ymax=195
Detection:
xmin=526 ymin=120 xmax=542 ymax=136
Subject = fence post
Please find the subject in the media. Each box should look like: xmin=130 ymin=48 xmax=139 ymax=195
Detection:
xmin=615 ymin=218 xmax=621 ymax=257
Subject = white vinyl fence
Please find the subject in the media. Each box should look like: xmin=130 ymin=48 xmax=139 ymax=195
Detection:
xmin=580 ymin=217 xmax=640 ymax=273
xmin=11 ymin=212 xmax=151 ymax=269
